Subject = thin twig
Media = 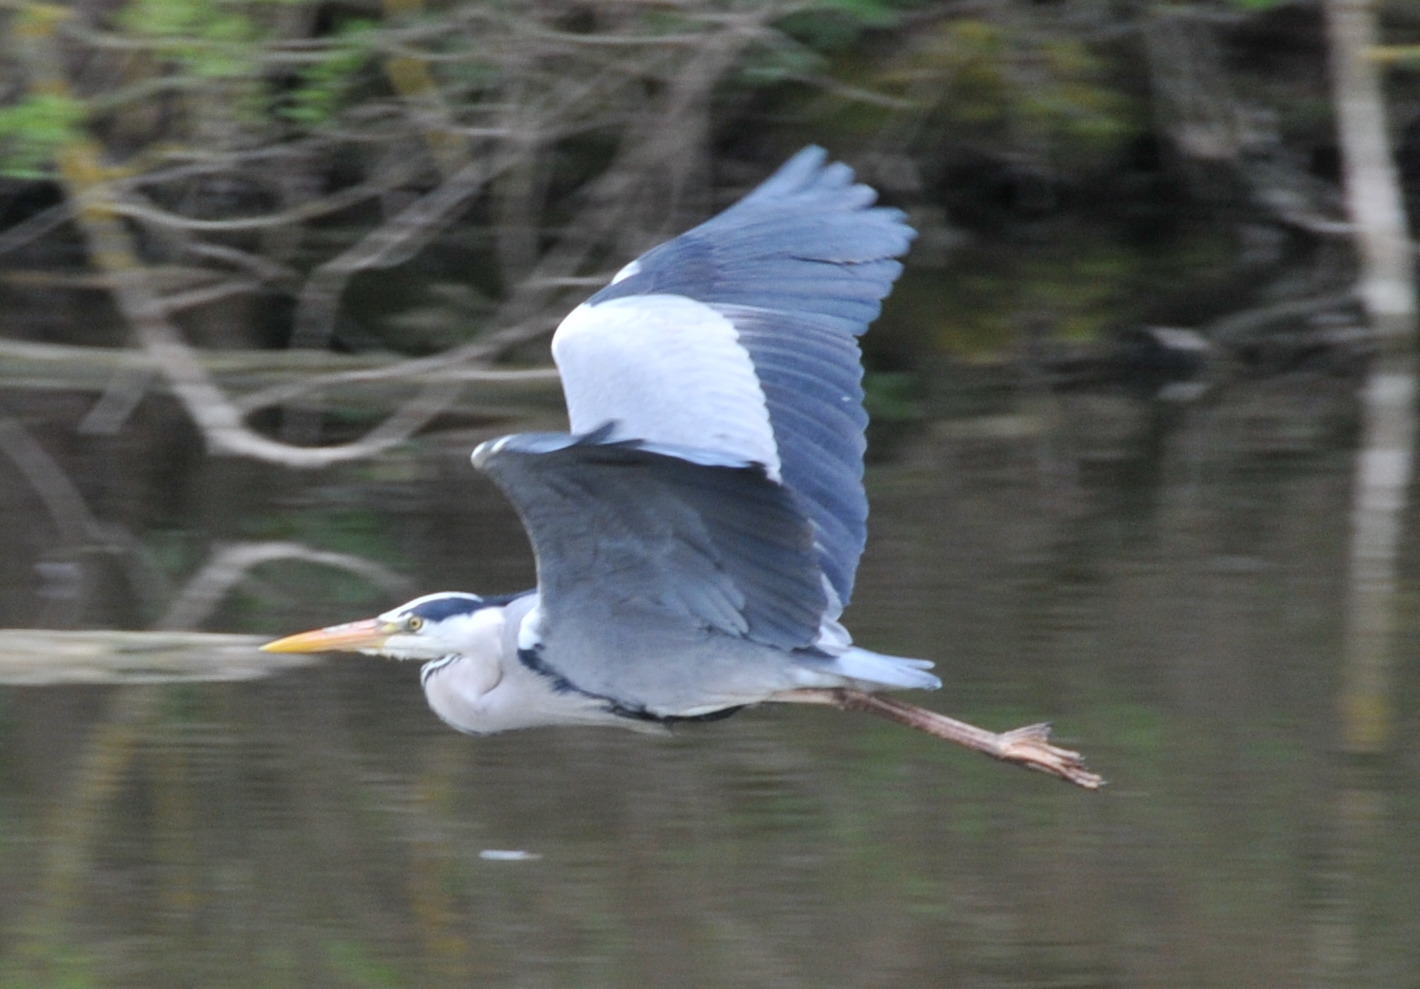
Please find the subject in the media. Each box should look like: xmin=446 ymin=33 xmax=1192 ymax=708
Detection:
xmin=183 ymin=242 xmax=302 ymax=287
xmin=76 ymin=368 xmax=155 ymax=436
xmin=106 ymin=161 xmax=426 ymax=233
xmin=289 ymin=157 xmax=511 ymax=349
xmin=0 ymin=203 xmax=72 ymax=257
xmin=1207 ymin=288 xmax=1358 ymax=344
xmin=160 ymin=541 xmax=414 ymax=631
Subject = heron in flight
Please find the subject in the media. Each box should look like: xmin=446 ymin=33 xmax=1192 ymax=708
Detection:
xmin=264 ymin=148 xmax=1100 ymax=789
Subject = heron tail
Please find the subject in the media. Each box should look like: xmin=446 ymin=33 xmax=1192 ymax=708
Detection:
xmin=818 ymin=647 xmax=941 ymax=691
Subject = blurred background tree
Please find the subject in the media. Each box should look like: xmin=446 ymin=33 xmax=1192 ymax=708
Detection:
xmin=0 ymin=0 xmax=1399 ymax=458
xmin=1 ymin=10 xmax=1416 ymax=982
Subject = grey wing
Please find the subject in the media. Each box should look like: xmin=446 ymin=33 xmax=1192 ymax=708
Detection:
xmin=472 ymin=430 xmax=827 ymax=656
xmin=553 ymin=147 xmax=914 ymax=612
xmin=587 ymin=146 xmax=911 ymax=330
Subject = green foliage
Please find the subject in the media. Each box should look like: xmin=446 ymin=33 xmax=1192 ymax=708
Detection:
xmin=280 ymin=20 xmax=376 ymax=125
xmin=119 ymin=0 xmax=261 ymax=79
xmin=117 ymin=0 xmax=374 ymax=128
xmin=889 ymin=252 xmax=1068 ymax=357
xmin=739 ymin=0 xmax=904 ymax=84
xmin=0 ymin=94 xmax=85 ymax=178
xmin=759 ymin=10 xmax=1135 ymax=186
xmin=878 ymin=20 xmax=1130 ymax=158
xmin=776 ymin=0 xmax=900 ymax=55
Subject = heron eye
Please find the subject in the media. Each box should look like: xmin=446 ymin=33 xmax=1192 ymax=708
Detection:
xmin=406 ymin=616 xmax=424 ymax=632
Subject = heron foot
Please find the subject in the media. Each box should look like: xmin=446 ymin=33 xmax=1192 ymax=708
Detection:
xmin=770 ymin=689 xmax=1104 ymax=790
xmin=993 ymin=722 xmax=1103 ymax=790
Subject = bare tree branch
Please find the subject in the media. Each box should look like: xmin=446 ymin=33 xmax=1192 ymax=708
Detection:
xmin=0 ymin=410 xmax=172 ymax=614
xmin=288 ymin=157 xmax=512 ymax=350
xmin=0 ymin=203 xmax=73 ymax=257
xmin=4 ymin=1 xmax=792 ymax=467
xmin=107 ymin=163 xmax=427 ymax=232
xmin=160 ymin=541 xmax=414 ymax=631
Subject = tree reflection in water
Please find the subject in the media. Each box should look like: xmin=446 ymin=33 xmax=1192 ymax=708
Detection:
xmin=1 ymin=370 xmax=1414 ymax=989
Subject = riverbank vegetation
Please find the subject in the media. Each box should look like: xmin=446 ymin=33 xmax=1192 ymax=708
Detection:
xmin=0 ymin=0 xmax=1399 ymax=464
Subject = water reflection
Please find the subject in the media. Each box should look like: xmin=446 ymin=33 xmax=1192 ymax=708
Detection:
xmin=1 ymin=374 xmax=1417 ymax=989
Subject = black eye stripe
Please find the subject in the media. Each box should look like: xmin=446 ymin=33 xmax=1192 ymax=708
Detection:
xmin=400 ymin=591 xmax=532 ymax=623
xmin=404 ymin=595 xmax=486 ymax=622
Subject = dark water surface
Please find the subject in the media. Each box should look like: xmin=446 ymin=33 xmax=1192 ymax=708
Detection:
xmin=1 ymin=372 xmax=1418 ymax=989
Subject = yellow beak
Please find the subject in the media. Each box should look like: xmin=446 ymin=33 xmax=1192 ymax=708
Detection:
xmin=261 ymin=618 xmax=391 ymax=654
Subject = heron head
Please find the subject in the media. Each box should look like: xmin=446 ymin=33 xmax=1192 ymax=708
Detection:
xmin=261 ymin=592 xmax=507 ymax=663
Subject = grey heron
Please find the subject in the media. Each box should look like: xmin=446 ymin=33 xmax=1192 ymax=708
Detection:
xmin=264 ymin=148 xmax=1100 ymax=789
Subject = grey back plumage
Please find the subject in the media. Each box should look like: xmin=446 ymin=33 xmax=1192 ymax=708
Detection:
xmin=474 ymin=431 xmax=826 ymax=653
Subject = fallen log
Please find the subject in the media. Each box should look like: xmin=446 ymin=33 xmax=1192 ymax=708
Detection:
xmin=0 ymin=629 xmax=323 ymax=684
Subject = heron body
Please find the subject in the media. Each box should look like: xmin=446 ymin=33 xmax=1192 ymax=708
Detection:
xmin=263 ymin=148 xmax=1102 ymax=788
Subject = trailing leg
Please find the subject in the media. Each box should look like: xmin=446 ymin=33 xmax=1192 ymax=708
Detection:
xmin=770 ymin=689 xmax=1103 ymax=790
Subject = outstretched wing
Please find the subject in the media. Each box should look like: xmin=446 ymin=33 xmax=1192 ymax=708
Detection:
xmin=472 ymin=429 xmax=827 ymax=655
xmin=550 ymin=146 xmax=914 ymax=613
